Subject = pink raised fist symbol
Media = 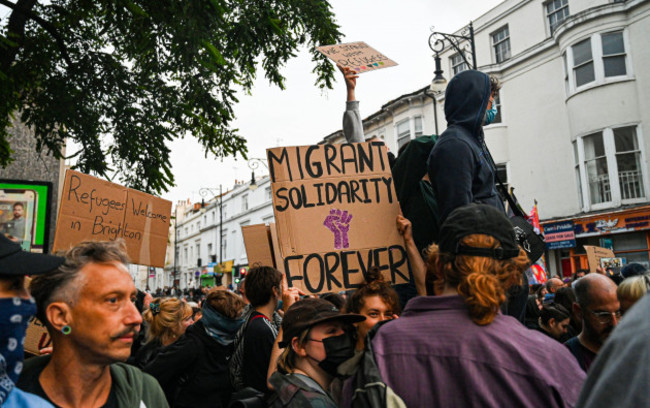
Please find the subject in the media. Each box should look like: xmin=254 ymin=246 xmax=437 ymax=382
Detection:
xmin=323 ymin=209 xmax=353 ymax=249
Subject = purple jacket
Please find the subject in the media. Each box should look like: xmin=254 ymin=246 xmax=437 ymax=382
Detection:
xmin=370 ymin=295 xmax=585 ymax=407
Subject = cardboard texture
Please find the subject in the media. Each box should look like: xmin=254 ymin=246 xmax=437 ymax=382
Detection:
xmin=242 ymin=224 xmax=276 ymax=268
xmin=269 ymin=223 xmax=284 ymax=275
xmin=267 ymin=142 xmax=410 ymax=294
xmin=317 ymin=42 xmax=397 ymax=74
xmin=24 ymin=316 xmax=51 ymax=356
xmin=53 ymin=170 xmax=172 ymax=267
xmin=584 ymin=245 xmax=615 ymax=273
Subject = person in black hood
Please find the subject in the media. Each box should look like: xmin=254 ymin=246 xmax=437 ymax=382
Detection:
xmin=427 ymin=70 xmax=504 ymax=224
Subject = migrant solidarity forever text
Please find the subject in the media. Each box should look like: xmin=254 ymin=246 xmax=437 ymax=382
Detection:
xmin=268 ymin=142 xmax=411 ymax=294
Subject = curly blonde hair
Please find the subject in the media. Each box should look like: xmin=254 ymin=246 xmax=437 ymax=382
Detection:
xmin=426 ymin=234 xmax=529 ymax=325
xmin=143 ymin=297 xmax=192 ymax=344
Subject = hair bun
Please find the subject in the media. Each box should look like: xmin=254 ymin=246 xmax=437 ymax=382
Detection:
xmin=365 ymin=266 xmax=386 ymax=285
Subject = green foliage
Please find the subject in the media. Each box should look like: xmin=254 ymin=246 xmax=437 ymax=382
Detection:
xmin=0 ymin=0 xmax=342 ymax=193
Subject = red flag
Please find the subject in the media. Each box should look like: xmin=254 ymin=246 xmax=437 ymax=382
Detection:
xmin=528 ymin=203 xmax=541 ymax=235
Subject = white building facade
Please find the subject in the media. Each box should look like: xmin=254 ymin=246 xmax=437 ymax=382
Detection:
xmin=323 ymin=0 xmax=650 ymax=277
xmin=171 ymin=175 xmax=275 ymax=290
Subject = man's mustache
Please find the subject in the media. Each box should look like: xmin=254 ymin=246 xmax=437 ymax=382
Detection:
xmin=110 ymin=326 xmax=140 ymax=340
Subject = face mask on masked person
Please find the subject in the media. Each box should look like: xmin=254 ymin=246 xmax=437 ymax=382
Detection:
xmin=308 ymin=331 xmax=356 ymax=378
xmin=484 ymin=99 xmax=498 ymax=125
xmin=0 ymin=297 xmax=37 ymax=404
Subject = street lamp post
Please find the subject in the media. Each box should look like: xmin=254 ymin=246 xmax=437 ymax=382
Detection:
xmin=199 ymin=186 xmax=224 ymax=285
xmin=248 ymin=158 xmax=268 ymax=190
xmin=426 ymin=22 xmax=477 ymax=135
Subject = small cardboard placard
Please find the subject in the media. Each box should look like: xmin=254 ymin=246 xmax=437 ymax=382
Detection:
xmin=584 ymin=245 xmax=615 ymax=273
xmin=53 ymin=170 xmax=172 ymax=267
xmin=317 ymin=42 xmax=397 ymax=74
xmin=24 ymin=316 xmax=51 ymax=356
xmin=242 ymin=224 xmax=276 ymax=268
xmin=267 ymin=142 xmax=410 ymax=294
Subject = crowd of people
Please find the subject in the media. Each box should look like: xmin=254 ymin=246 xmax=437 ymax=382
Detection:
xmin=2 ymin=66 xmax=650 ymax=408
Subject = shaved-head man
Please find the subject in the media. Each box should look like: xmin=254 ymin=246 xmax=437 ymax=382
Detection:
xmin=564 ymin=274 xmax=620 ymax=372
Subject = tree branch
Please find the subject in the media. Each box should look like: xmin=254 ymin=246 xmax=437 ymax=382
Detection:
xmin=0 ymin=0 xmax=72 ymax=68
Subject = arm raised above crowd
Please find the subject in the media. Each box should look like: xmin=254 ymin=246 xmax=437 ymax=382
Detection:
xmin=397 ymin=214 xmax=426 ymax=296
xmin=338 ymin=64 xmax=364 ymax=143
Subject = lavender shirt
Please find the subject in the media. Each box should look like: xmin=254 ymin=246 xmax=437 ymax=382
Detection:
xmin=371 ymin=295 xmax=585 ymax=407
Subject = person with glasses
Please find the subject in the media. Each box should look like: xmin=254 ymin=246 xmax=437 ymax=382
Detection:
xmin=564 ymin=273 xmax=620 ymax=372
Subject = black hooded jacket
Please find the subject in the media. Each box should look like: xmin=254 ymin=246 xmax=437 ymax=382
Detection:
xmin=427 ymin=70 xmax=505 ymax=223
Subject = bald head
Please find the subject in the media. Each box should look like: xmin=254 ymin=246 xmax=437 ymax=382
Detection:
xmin=546 ymin=278 xmax=565 ymax=294
xmin=574 ymin=273 xmax=617 ymax=308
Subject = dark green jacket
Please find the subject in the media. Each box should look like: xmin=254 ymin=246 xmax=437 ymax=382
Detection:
xmin=17 ymin=355 xmax=169 ymax=408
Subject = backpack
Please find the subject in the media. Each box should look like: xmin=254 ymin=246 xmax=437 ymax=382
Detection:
xmin=229 ymin=309 xmax=281 ymax=392
xmin=350 ymin=321 xmax=407 ymax=408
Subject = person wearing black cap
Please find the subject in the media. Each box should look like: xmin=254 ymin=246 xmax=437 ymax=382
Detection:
xmin=269 ymin=298 xmax=365 ymax=407
xmin=0 ymin=234 xmax=64 ymax=407
xmin=362 ymin=204 xmax=585 ymax=407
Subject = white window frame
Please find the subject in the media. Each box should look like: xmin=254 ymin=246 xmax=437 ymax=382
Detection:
xmin=265 ymin=186 xmax=272 ymax=201
xmin=396 ymin=119 xmax=411 ymax=149
xmin=574 ymin=124 xmax=649 ymax=212
xmin=545 ymin=0 xmax=569 ymax=35
xmin=450 ymin=53 xmax=468 ymax=75
xmin=491 ymin=25 xmax=511 ymax=64
xmin=565 ymin=29 xmax=632 ymax=95
xmin=241 ymin=194 xmax=248 ymax=211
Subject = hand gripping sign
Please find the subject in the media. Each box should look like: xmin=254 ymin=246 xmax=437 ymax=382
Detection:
xmin=267 ymin=142 xmax=411 ymax=294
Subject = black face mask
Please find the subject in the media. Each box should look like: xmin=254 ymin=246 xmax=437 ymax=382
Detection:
xmin=311 ymin=332 xmax=356 ymax=378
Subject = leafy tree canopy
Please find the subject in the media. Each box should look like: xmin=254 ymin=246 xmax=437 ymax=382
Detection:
xmin=0 ymin=0 xmax=342 ymax=193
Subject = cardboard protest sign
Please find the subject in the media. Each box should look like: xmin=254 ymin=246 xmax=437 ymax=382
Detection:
xmin=267 ymin=142 xmax=410 ymax=294
xmin=53 ymin=170 xmax=172 ymax=267
xmin=242 ymin=224 xmax=276 ymax=268
xmin=24 ymin=316 xmax=51 ymax=355
xmin=584 ymin=245 xmax=615 ymax=273
xmin=317 ymin=42 xmax=397 ymax=74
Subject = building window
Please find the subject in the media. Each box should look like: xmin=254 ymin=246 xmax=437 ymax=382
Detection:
xmin=575 ymin=125 xmax=646 ymax=209
xmin=222 ymin=204 xmax=227 ymax=219
xmin=450 ymin=53 xmax=468 ymax=75
xmin=183 ymin=248 xmax=188 ymax=266
xmin=221 ymin=233 xmax=227 ymax=258
xmin=396 ymin=119 xmax=411 ymax=149
xmin=208 ymin=243 xmax=213 ymax=256
xmin=546 ymin=0 xmax=569 ymax=34
xmin=496 ymin=163 xmax=509 ymax=208
xmin=212 ymin=211 xmax=215 ymax=222
xmin=203 ymin=215 xmax=207 ymax=225
xmin=492 ymin=25 xmax=511 ymax=63
xmin=242 ymin=194 xmax=248 ymax=211
xmin=601 ymin=31 xmax=626 ymax=77
xmin=414 ymin=116 xmax=423 ymax=137
xmin=572 ymin=38 xmax=594 ymax=87
xmin=567 ymin=30 xmax=628 ymax=91
xmin=265 ymin=187 xmax=272 ymax=201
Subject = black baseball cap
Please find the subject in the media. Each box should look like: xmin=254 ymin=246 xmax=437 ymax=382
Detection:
xmin=0 ymin=234 xmax=64 ymax=276
xmin=439 ymin=204 xmax=520 ymax=260
xmin=278 ymin=298 xmax=365 ymax=348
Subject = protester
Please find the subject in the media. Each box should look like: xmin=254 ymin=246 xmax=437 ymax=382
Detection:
xmin=554 ymin=286 xmax=581 ymax=342
xmin=145 ymin=289 xmax=246 ymax=407
xmin=17 ymin=240 xmax=168 ymax=407
xmin=535 ymin=304 xmax=571 ymax=341
xmin=427 ymin=71 xmax=503 ymax=223
xmin=616 ymin=274 xmax=650 ymax=315
xmin=270 ymin=298 xmax=365 ymax=407
xmin=575 ymin=293 xmax=650 ymax=408
xmin=572 ymin=269 xmax=588 ymax=282
xmin=0 ymin=234 xmax=63 ymax=407
xmin=130 ymin=289 xmax=154 ymax=357
xmin=564 ymin=273 xmax=620 ymax=372
xmin=230 ymin=265 xmax=283 ymax=393
xmin=345 ymin=267 xmax=400 ymax=350
xmin=0 ymin=202 xmax=26 ymax=244
xmin=130 ymin=297 xmax=193 ymax=368
xmin=354 ymin=204 xmax=585 ymax=406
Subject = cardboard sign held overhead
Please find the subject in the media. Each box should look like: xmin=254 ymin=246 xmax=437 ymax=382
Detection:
xmin=584 ymin=245 xmax=615 ymax=273
xmin=317 ymin=42 xmax=397 ymax=74
xmin=53 ymin=170 xmax=172 ymax=267
xmin=267 ymin=142 xmax=410 ymax=294
xmin=242 ymin=224 xmax=276 ymax=268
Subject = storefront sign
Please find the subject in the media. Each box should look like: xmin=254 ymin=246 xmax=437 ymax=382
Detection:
xmin=543 ymin=221 xmax=576 ymax=250
xmin=573 ymin=206 xmax=650 ymax=237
